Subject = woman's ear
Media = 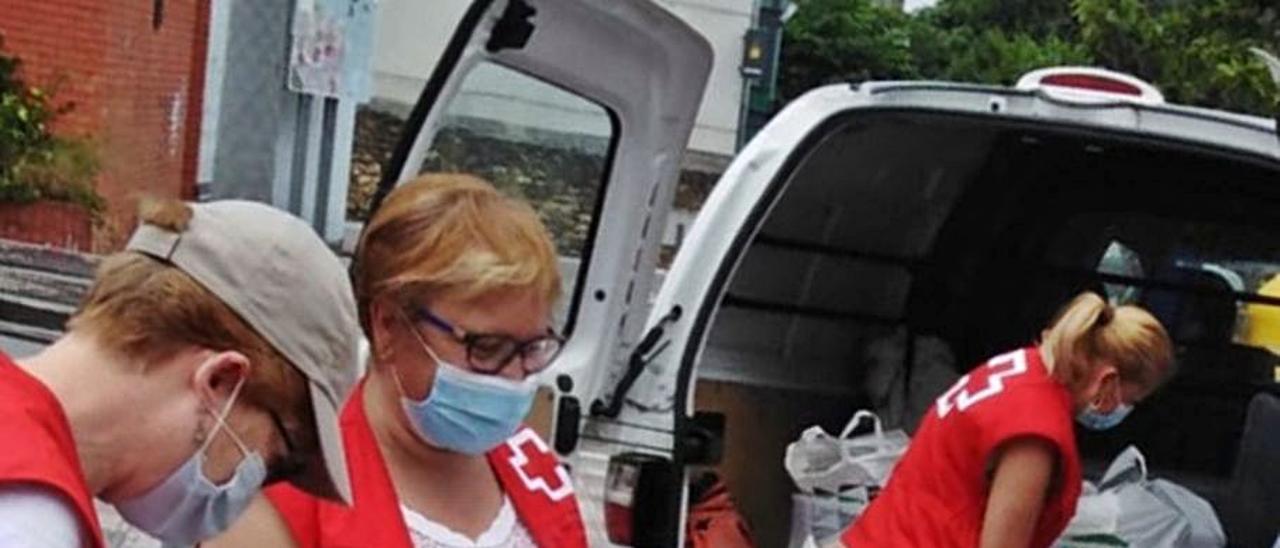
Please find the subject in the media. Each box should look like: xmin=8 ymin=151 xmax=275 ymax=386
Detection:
xmin=369 ymin=298 xmax=398 ymax=364
xmin=1090 ymin=366 xmax=1123 ymax=411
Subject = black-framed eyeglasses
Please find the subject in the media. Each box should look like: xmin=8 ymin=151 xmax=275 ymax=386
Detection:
xmin=405 ymin=306 xmax=565 ymax=376
xmin=263 ymin=409 xmax=305 ymax=485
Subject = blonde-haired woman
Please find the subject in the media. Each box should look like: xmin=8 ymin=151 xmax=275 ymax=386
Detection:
xmin=837 ymin=291 xmax=1174 ymax=548
xmin=211 ymin=174 xmax=586 ymax=547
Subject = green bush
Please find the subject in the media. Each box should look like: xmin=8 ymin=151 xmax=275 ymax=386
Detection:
xmin=0 ymin=35 xmax=102 ymax=215
xmin=780 ymin=0 xmax=1280 ymax=116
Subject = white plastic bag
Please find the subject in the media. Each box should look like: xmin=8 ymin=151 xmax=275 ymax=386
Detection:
xmin=801 ymin=533 xmax=821 ymax=548
xmin=789 ymin=490 xmax=869 ymax=546
xmin=785 ymin=410 xmax=909 ymax=548
xmin=1057 ymin=446 xmax=1226 ymax=548
xmin=784 ymin=410 xmax=910 ymax=495
xmin=1055 ymin=482 xmax=1128 ymax=547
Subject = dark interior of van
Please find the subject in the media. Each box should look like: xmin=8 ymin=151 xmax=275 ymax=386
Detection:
xmin=692 ymin=111 xmax=1280 ymax=547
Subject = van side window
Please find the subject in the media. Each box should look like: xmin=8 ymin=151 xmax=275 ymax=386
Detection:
xmin=1045 ymin=209 xmax=1280 ymax=486
xmin=419 ymin=61 xmax=616 ymax=333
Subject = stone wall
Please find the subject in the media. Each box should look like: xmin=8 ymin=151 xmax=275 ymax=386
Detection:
xmin=348 ymin=106 xmax=724 ymax=259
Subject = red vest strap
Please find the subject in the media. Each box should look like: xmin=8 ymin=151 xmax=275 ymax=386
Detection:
xmin=488 ymin=427 xmax=589 ymax=548
xmin=268 ymin=383 xmax=589 ymax=547
xmin=267 ymin=380 xmax=413 ymax=548
xmin=0 ymin=353 xmax=105 ymax=548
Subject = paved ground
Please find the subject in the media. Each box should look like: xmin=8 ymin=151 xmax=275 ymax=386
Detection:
xmin=0 ymin=334 xmax=43 ymax=357
xmin=0 ymin=239 xmax=90 ymax=358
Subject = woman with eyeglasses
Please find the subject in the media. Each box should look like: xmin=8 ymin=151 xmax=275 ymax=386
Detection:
xmin=209 ymin=174 xmax=586 ymax=547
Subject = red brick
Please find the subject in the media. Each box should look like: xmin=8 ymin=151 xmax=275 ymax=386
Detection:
xmin=0 ymin=201 xmax=92 ymax=252
xmin=0 ymin=0 xmax=210 ymax=251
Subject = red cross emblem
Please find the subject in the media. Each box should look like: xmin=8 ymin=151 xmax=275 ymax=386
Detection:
xmin=507 ymin=429 xmax=574 ymax=502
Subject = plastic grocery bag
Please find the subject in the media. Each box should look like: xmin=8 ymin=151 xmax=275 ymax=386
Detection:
xmin=1057 ymin=446 xmax=1226 ymax=548
xmin=788 ymin=490 xmax=868 ymax=547
xmin=1055 ymin=482 xmax=1128 ymax=547
xmin=785 ymin=410 xmax=909 ymax=547
xmin=784 ymin=410 xmax=909 ymax=494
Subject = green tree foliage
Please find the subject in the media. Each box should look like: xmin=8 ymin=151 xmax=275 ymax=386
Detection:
xmin=778 ymin=0 xmax=922 ymax=98
xmin=0 ymin=37 xmax=58 ymax=181
xmin=1072 ymin=0 xmax=1280 ymax=113
xmin=780 ymin=0 xmax=1280 ymax=115
xmin=930 ymin=0 xmax=1076 ymax=37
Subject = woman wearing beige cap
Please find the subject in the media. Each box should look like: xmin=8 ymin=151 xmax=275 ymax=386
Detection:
xmin=211 ymin=174 xmax=587 ymax=547
xmin=0 ymin=199 xmax=360 ymax=547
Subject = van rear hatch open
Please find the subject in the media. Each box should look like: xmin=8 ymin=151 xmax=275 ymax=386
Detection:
xmin=651 ymin=81 xmax=1280 ymax=546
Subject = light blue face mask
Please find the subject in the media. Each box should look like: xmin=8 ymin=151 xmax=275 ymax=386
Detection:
xmin=395 ymin=339 xmax=537 ymax=455
xmin=1076 ymin=377 xmax=1135 ymax=431
xmin=1076 ymin=402 xmax=1134 ymax=431
xmin=114 ymin=377 xmax=268 ymax=544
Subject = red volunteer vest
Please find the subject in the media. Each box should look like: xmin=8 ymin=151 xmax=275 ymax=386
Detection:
xmin=0 ymin=351 xmax=105 ymax=548
xmin=843 ymin=347 xmax=1081 ymax=548
xmin=267 ymin=381 xmax=588 ymax=548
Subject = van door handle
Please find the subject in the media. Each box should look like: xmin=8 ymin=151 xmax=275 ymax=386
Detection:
xmin=591 ymin=305 xmax=682 ymax=419
xmin=553 ymin=394 xmax=581 ymax=455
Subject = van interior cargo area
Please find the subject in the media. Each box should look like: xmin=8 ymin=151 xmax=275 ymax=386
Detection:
xmin=692 ymin=111 xmax=1280 ymax=547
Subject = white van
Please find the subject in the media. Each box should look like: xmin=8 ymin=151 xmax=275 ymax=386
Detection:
xmin=382 ymin=1 xmax=1280 ymax=546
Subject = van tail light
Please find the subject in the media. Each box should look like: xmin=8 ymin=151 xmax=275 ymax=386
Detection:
xmin=605 ymin=452 xmax=680 ymax=547
xmin=603 ymin=501 xmax=635 ymax=544
xmin=604 ymin=457 xmax=639 ymax=545
xmin=1040 ymin=73 xmax=1142 ymax=96
xmin=1016 ymin=66 xmax=1164 ymax=105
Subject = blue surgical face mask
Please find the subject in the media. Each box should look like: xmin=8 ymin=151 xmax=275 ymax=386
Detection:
xmin=1076 ymin=377 xmax=1135 ymax=431
xmin=1076 ymin=402 xmax=1134 ymax=431
xmin=394 ymin=340 xmax=537 ymax=455
xmin=114 ymin=377 xmax=268 ymax=544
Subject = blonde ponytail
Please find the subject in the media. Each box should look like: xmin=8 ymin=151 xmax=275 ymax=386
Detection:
xmin=1042 ymin=291 xmax=1174 ymax=395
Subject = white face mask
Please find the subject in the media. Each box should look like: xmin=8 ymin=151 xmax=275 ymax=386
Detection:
xmin=113 ymin=376 xmax=268 ymax=544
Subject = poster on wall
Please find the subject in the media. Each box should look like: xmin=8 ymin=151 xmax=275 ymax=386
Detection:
xmin=288 ymin=0 xmax=377 ymax=101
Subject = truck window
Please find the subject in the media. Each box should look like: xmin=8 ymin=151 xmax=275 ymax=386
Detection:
xmin=415 ymin=61 xmax=616 ymax=333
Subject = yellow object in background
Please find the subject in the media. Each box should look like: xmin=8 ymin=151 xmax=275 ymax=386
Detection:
xmin=1241 ymin=275 xmax=1280 ymax=355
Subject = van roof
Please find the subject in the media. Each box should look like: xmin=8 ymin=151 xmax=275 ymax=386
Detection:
xmin=822 ymin=80 xmax=1280 ymax=163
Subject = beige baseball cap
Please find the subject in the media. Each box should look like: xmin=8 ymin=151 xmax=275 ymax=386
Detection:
xmin=126 ymin=200 xmax=358 ymax=504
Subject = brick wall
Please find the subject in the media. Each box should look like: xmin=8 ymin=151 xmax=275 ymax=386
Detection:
xmin=0 ymin=0 xmax=210 ymax=251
